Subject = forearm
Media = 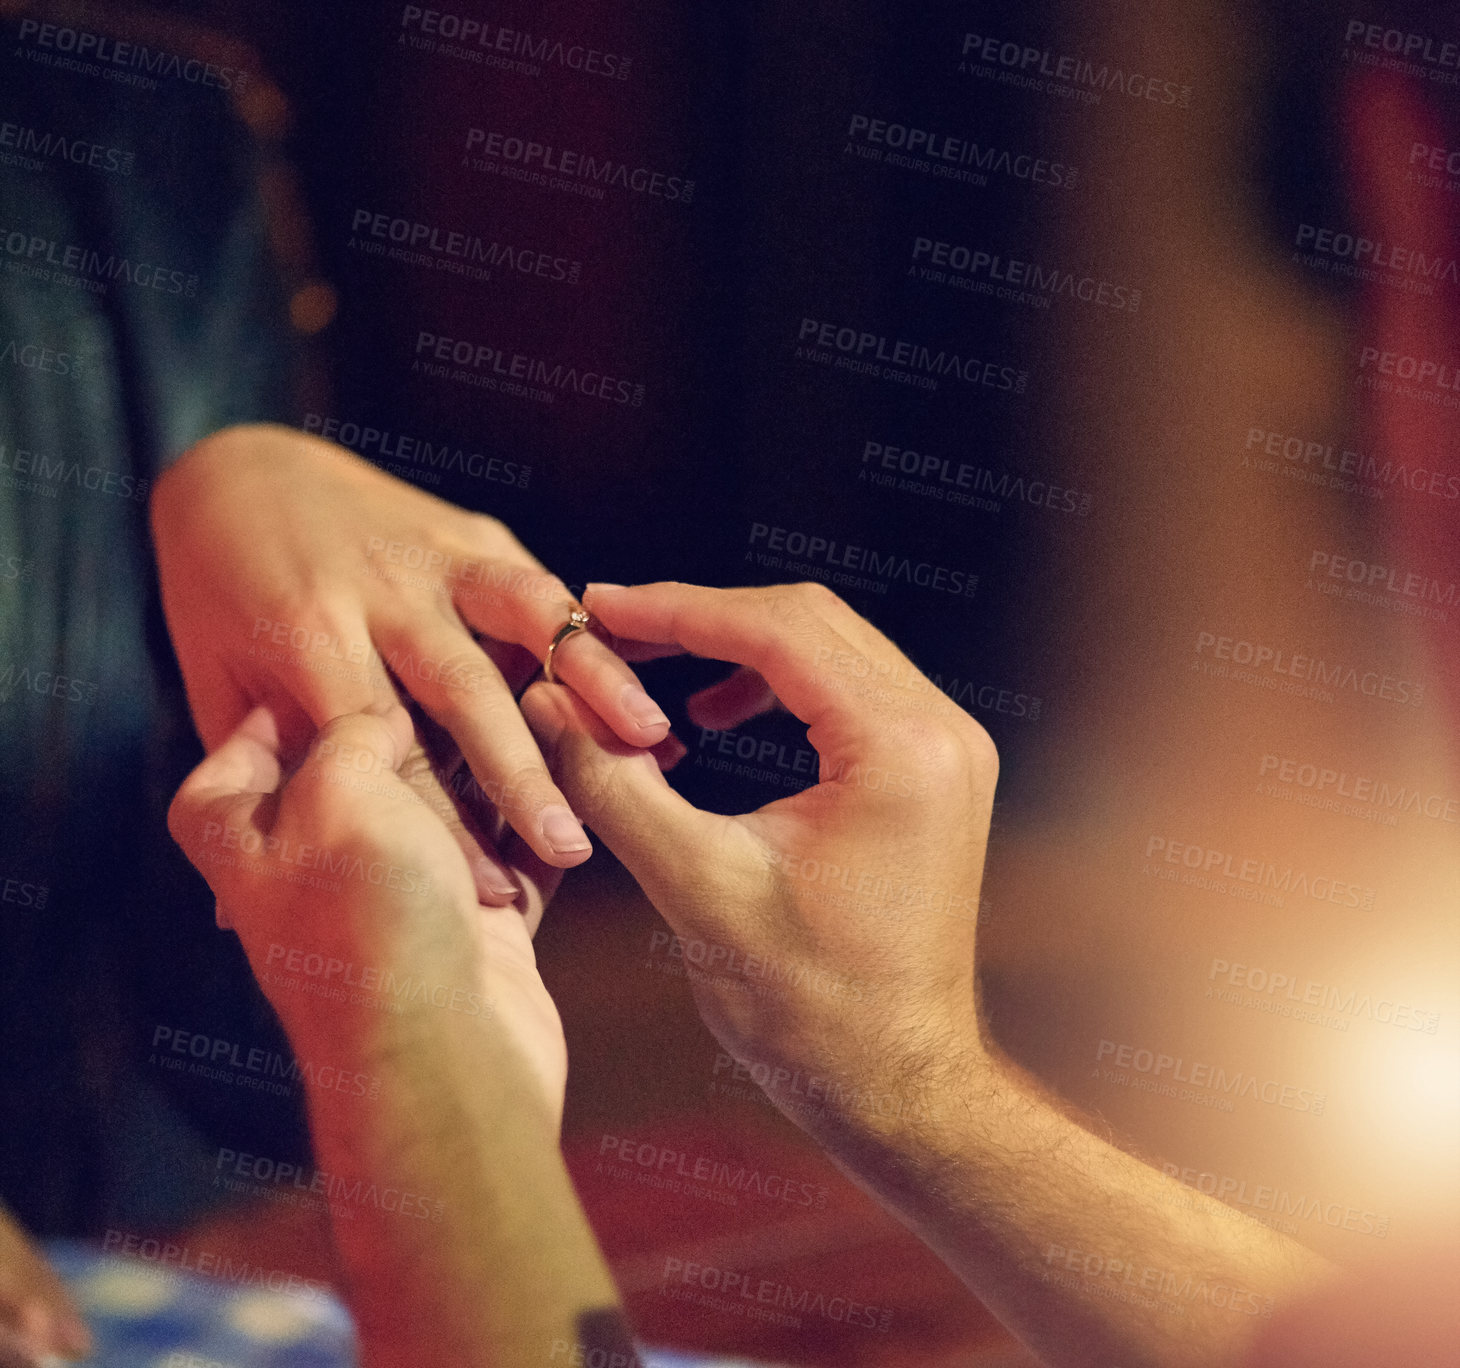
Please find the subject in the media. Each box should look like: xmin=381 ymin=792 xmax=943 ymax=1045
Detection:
xmin=781 ymin=1034 xmax=1333 ymax=1368
xmin=298 ymin=1013 xmax=636 ymax=1368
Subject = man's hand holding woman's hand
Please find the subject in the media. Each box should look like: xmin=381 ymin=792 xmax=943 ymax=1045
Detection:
xmin=523 ymin=580 xmax=999 ymax=1125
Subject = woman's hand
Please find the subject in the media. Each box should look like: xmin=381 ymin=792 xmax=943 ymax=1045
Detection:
xmin=150 ymin=424 xmax=671 ymax=876
xmin=167 ymin=705 xmax=567 ymax=1122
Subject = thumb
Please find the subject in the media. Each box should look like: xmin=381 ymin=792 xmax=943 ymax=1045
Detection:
xmin=168 ymin=705 xmax=285 ymax=904
xmin=520 ymin=681 xmax=749 ymax=911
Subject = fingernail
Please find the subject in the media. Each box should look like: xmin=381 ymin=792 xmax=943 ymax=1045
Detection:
xmin=620 ymin=683 xmax=669 ymax=734
xmin=540 ymin=805 xmax=591 ymax=856
xmin=656 ymin=733 xmax=688 ymax=772
xmin=585 ymin=582 xmax=626 ymax=599
xmin=479 ymin=862 xmax=520 ymax=900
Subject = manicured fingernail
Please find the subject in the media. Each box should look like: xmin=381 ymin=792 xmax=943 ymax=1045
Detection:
xmin=620 ymin=683 xmax=669 ymax=734
xmin=585 ymin=582 xmax=626 ymax=598
xmin=540 ymin=805 xmax=591 ymax=855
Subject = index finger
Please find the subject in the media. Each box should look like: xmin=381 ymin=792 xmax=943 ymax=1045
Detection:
xmin=582 ymin=581 xmax=924 ymax=755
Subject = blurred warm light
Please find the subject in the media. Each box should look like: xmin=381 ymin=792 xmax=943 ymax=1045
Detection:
xmin=289 ymin=282 xmax=337 ymax=335
xmin=1391 ymin=1040 xmax=1460 ymax=1128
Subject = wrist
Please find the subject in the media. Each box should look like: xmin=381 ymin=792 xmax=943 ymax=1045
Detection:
xmin=243 ymin=924 xmax=494 ymax=1061
xmin=301 ymin=1000 xmax=557 ymax=1168
xmin=751 ymin=1003 xmax=990 ymax=1149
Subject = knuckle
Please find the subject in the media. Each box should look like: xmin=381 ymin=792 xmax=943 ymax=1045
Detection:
xmin=795 ymin=580 xmax=841 ymax=612
xmin=964 ymin=721 xmax=1000 ymax=782
xmin=415 ymin=649 xmax=500 ymax=714
xmin=762 ymin=586 xmax=802 ymax=622
xmin=889 ymin=715 xmax=972 ymax=789
xmin=495 ymin=760 xmax=557 ymax=813
xmin=468 ymin=511 xmax=508 ymax=544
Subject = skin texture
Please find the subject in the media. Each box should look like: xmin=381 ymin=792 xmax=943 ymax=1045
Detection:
xmin=150 ymin=424 xmax=673 ymax=883
xmin=167 ymin=704 xmax=638 ymax=1367
xmin=35 ymin=577 xmax=1405 ymax=1368
xmin=519 ymin=581 xmax=1338 ymax=1368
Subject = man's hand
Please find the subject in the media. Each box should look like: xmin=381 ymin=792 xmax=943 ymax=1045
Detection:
xmin=524 ymin=581 xmax=1334 ymax=1368
xmin=522 ymin=579 xmax=996 ymax=1096
xmin=151 ymin=424 xmax=672 ymax=876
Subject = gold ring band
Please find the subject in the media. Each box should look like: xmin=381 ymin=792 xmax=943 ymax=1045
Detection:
xmin=544 ymin=608 xmax=592 ymax=685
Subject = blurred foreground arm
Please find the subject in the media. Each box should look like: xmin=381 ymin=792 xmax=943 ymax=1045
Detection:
xmin=524 ymin=580 xmax=1333 ymax=1368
